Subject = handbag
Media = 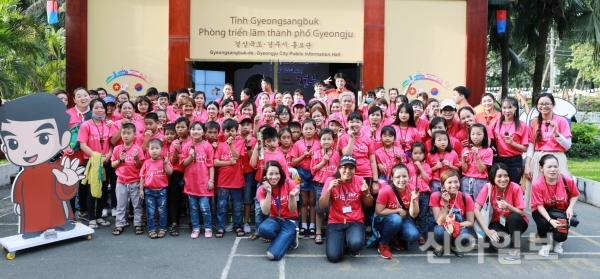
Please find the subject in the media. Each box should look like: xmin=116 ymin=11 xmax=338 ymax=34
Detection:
xmin=474 ymin=184 xmax=492 ymax=238
xmin=547 ymin=175 xmax=579 ymax=227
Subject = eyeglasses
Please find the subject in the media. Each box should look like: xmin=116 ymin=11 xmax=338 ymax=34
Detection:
xmin=537 ymin=103 xmax=553 ymax=107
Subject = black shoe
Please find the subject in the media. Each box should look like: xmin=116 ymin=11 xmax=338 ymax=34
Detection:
xmin=299 ymin=228 xmax=307 ymax=239
xmin=309 ymin=228 xmax=316 ymax=239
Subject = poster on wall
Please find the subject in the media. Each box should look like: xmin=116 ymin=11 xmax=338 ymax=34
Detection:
xmin=106 ymin=68 xmax=153 ymax=94
xmin=401 ymin=73 xmax=452 ymax=99
xmin=190 ymin=0 xmax=364 ymax=63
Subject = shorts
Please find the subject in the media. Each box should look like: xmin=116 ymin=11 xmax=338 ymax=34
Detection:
xmin=315 ymin=183 xmax=329 ymax=213
xmin=297 ymin=167 xmax=316 ymax=193
xmin=243 ymin=171 xmax=256 ymax=205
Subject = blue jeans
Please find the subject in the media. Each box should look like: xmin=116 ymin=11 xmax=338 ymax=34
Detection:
xmin=497 ymin=155 xmax=523 ymax=185
xmin=217 ymin=188 xmax=243 ymax=231
xmin=297 ymin=167 xmax=316 ymax=192
xmin=417 ymin=192 xmax=432 ymax=238
xmin=257 ymin=217 xmax=297 ymax=261
xmin=433 ymin=226 xmax=472 ymax=248
xmin=144 ymin=188 xmax=167 ymax=230
xmin=325 ymin=222 xmax=365 ymax=263
xmin=243 ymin=172 xmax=256 ymax=205
xmin=254 ymin=194 xmax=266 ymax=231
xmin=189 ymin=196 xmax=212 ymax=230
xmin=374 ymin=214 xmax=420 ymax=245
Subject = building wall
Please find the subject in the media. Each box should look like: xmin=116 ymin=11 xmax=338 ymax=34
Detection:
xmin=87 ymin=0 xmax=169 ymax=95
xmin=384 ymin=0 xmax=467 ymax=100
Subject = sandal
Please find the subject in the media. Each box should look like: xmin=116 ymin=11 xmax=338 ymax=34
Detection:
xmin=419 ymin=236 xmax=426 ymax=245
xmin=97 ymin=219 xmax=111 ymax=227
xmin=141 ymin=219 xmax=147 ymax=227
xmin=135 ymin=226 xmax=144 ymax=235
xmin=88 ymin=221 xmax=99 ymax=229
xmin=248 ymin=233 xmax=260 ymax=241
xmin=315 ymin=234 xmax=323 ymax=244
xmin=112 ymin=227 xmax=124 ymax=236
xmin=205 ymin=229 xmax=213 ymax=238
xmin=235 ymin=227 xmax=245 ymax=237
xmin=215 ymin=230 xmax=225 ymax=238
xmin=148 ymin=230 xmax=158 ymax=239
xmin=262 ymin=238 xmax=271 ymax=243
xmin=169 ymin=225 xmax=179 ymax=237
xmin=157 ymin=229 xmax=166 ymax=238
xmin=191 ymin=230 xmax=200 ymax=239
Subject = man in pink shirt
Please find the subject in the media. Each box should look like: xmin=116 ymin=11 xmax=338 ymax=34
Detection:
xmin=254 ymin=77 xmax=275 ymax=108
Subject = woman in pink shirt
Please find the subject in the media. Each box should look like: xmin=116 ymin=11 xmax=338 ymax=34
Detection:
xmin=491 ymin=97 xmax=528 ymax=185
xmin=524 ymin=93 xmax=572 ymax=209
xmin=256 ymin=161 xmax=300 ymax=261
xmin=392 ymin=103 xmax=422 ymax=156
xmin=192 ymin=92 xmax=208 ymax=123
xmin=473 ymin=163 xmax=528 ymax=261
xmin=318 ymin=155 xmax=373 ymax=262
xmin=361 ymin=106 xmax=385 ymax=151
xmin=179 ymin=97 xmax=202 ymax=124
xmin=110 ymin=101 xmax=139 ymax=146
xmin=475 ymin=93 xmax=501 ymax=126
xmin=410 ymin=100 xmax=429 ymax=141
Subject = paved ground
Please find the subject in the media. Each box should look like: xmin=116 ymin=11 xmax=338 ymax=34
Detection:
xmin=0 ymin=185 xmax=599 ymax=278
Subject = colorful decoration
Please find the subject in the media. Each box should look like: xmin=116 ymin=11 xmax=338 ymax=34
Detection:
xmin=497 ymin=10 xmax=507 ymax=34
xmin=408 ymin=87 xmax=417 ymax=95
xmin=112 ymin=83 xmax=121 ymax=92
xmin=402 ymin=73 xmax=449 ymax=88
xmin=105 ymin=68 xmax=153 ymax=84
xmin=134 ymin=83 xmax=143 ymax=92
xmin=431 ymin=88 xmax=439 ymax=96
xmin=46 ymin=0 xmax=59 ymax=24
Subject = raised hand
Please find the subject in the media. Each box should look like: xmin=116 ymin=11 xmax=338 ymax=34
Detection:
xmin=52 ymin=157 xmax=85 ymax=186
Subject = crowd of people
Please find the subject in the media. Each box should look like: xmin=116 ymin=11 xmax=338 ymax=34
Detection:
xmin=48 ymin=73 xmax=578 ymax=262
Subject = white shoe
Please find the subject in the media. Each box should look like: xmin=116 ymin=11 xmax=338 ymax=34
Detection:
xmin=225 ymin=223 xmax=234 ymax=232
xmin=243 ymin=223 xmax=251 ymax=233
xmin=101 ymin=208 xmax=108 ymax=218
xmin=553 ymin=241 xmax=564 ymax=254
xmin=111 ymin=208 xmax=116 ymax=217
xmin=539 ymin=245 xmax=551 ymax=257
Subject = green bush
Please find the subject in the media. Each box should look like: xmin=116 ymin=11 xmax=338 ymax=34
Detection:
xmin=566 ymin=142 xmax=600 ymax=159
xmin=571 ymin=123 xmax=600 ymax=144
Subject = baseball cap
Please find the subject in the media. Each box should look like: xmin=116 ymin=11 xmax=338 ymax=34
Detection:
xmin=237 ymin=115 xmax=252 ymax=124
xmin=440 ymin=99 xmax=457 ymax=110
xmin=103 ymin=96 xmax=116 ymax=105
xmin=339 ymin=155 xmax=357 ymax=167
xmin=293 ymin=99 xmax=306 ymax=107
xmin=327 ymin=113 xmax=345 ymax=128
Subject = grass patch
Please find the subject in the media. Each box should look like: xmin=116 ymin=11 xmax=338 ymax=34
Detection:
xmin=568 ymin=158 xmax=600 ymax=182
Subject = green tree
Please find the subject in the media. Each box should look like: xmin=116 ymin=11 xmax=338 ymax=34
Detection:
xmin=567 ymin=43 xmax=600 ymax=83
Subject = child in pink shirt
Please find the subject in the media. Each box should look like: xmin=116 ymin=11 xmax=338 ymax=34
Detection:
xmin=406 ymin=142 xmax=432 ymax=244
xmin=139 ymin=139 xmax=173 ymax=238
xmin=181 ymin=122 xmax=215 ymax=239
xmin=426 ymin=130 xmax=460 ymax=192
xmin=110 ymin=123 xmax=145 ymax=236
xmin=375 ymin=126 xmax=407 ymax=184
xmin=392 ymin=103 xmax=422 ymax=155
xmin=460 ymin=123 xmax=493 ymax=200
xmin=167 ymin=117 xmax=191 ymax=235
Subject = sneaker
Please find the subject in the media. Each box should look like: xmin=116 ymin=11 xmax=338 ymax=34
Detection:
xmin=191 ymin=230 xmax=200 ymax=239
xmin=111 ymin=208 xmax=116 ymax=217
xmin=101 ymin=208 xmax=108 ymax=218
xmin=299 ymin=228 xmax=307 ymax=239
xmin=225 ymin=223 xmax=234 ymax=232
xmin=539 ymin=244 xmax=551 ymax=257
xmin=205 ymin=229 xmax=213 ymax=238
xmin=243 ymin=223 xmax=251 ymax=233
xmin=504 ymin=250 xmax=520 ymax=261
xmin=452 ymin=247 xmax=464 ymax=258
xmin=433 ymin=248 xmax=444 ymax=257
xmin=392 ymin=238 xmax=405 ymax=251
xmin=348 ymin=250 xmax=360 ymax=257
xmin=553 ymin=241 xmax=564 ymax=254
xmin=378 ymin=244 xmax=393 ymax=259
xmin=309 ymin=228 xmax=316 ymax=239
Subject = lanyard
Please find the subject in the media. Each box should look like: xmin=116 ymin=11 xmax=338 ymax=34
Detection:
xmin=340 ymin=180 xmax=350 ymax=206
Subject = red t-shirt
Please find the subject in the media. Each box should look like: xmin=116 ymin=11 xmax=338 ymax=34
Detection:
xmin=135 ymin=132 xmax=167 ymax=158
xmin=256 ymin=179 xmax=299 ymax=219
xmin=215 ymin=140 xmax=246 ymax=188
xmin=446 ymin=119 xmax=462 ymax=138
xmin=530 ymin=175 xmax=579 ymax=211
xmin=393 ymin=126 xmax=421 ymax=153
xmin=241 ymin=136 xmax=257 ymax=174
xmin=461 ymin=147 xmax=493 ymax=179
xmin=77 ymin=120 xmax=110 ymax=159
xmin=360 ymin=123 xmax=384 ymax=151
xmin=140 ymin=159 xmax=169 ymax=189
xmin=111 ymin=144 xmax=145 ymax=183
xmin=339 ymin=133 xmax=375 ymax=178
xmin=322 ymin=176 xmax=366 ymax=224
xmin=169 ymin=137 xmax=192 ymax=172
xmin=529 ymin=115 xmax=573 ymax=152
xmin=375 ymin=146 xmax=406 ymax=177
xmin=376 ymin=183 xmax=417 ymax=210
xmin=255 ymin=149 xmax=290 ymax=182
xmin=475 ymin=182 xmax=528 ymax=223
xmin=311 ymin=149 xmax=340 ymax=184
xmin=407 ymin=162 xmax=432 ymax=193
xmin=491 ymin=121 xmax=529 ymax=157
xmin=181 ymin=141 xmax=215 ymax=197
xmin=429 ymin=191 xmax=476 ymax=218
xmin=278 ymin=146 xmax=294 ymax=167
xmin=290 ymin=138 xmax=321 ymax=170
xmin=426 ymin=151 xmax=460 ymax=181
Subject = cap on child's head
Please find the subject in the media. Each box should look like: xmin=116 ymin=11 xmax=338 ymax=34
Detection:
xmin=237 ymin=115 xmax=253 ymax=124
xmin=327 ymin=113 xmax=345 ymax=129
xmin=293 ymin=99 xmax=306 ymax=108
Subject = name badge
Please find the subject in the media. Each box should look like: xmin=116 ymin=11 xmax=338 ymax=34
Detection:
xmin=499 ymin=215 xmax=506 ymax=227
xmin=343 ymin=206 xmax=352 ymax=214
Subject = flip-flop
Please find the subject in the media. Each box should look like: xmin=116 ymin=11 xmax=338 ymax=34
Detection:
xmin=248 ymin=233 xmax=260 ymax=241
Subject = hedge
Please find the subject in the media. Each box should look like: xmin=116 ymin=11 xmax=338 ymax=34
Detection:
xmin=566 ymin=142 xmax=600 ymax=159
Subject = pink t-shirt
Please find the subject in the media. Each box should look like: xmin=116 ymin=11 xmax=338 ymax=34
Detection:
xmin=475 ymin=182 xmax=528 ymax=223
xmin=407 ymin=162 xmax=432 ymax=193
xmin=66 ymin=107 xmax=88 ymax=128
xmin=339 ymin=133 xmax=375 ymax=178
xmin=393 ymin=126 xmax=421 ymax=152
xmin=426 ymin=151 xmax=460 ymax=181
xmin=360 ymin=124 xmax=384 ymax=151
xmin=111 ymin=144 xmax=145 ymax=183
xmin=254 ymin=92 xmax=276 ymax=108
xmin=169 ymin=137 xmax=192 ymax=172
xmin=375 ymin=146 xmax=406 ymax=177
xmin=135 ymin=132 xmax=167 ymax=157
xmin=109 ymin=120 xmax=144 ymax=146
xmin=166 ymin=105 xmax=182 ymax=122
xmin=77 ymin=120 xmax=110 ymax=159
xmin=377 ymin=183 xmax=416 ymax=210
xmin=529 ymin=115 xmax=572 ymax=152
xmin=429 ymin=191 xmax=476 ymax=218
xmin=181 ymin=140 xmax=214 ymax=196
xmin=140 ymin=159 xmax=169 ymax=189
xmin=446 ymin=119 xmax=462 ymax=138
xmin=278 ymin=146 xmax=294 ymax=167
xmin=290 ymin=138 xmax=321 ymax=170
xmin=425 ymin=137 xmax=463 ymax=155
xmin=415 ymin=118 xmax=429 ymax=142
xmin=461 ymin=147 xmax=493 ymax=179
xmin=455 ymin=124 xmax=494 ymax=143
xmin=491 ymin=121 xmax=529 ymax=157
xmin=311 ymin=149 xmax=340 ymax=184
xmin=257 ymin=179 xmax=299 ymax=219
xmin=215 ymin=140 xmax=246 ymax=188
xmin=255 ymin=149 xmax=290 ymax=182
xmin=193 ymin=109 xmax=209 ymax=123
xmin=530 ymin=175 xmax=579 ymax=211
xmin=322 ymin=176 xmax=366 ymax=224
